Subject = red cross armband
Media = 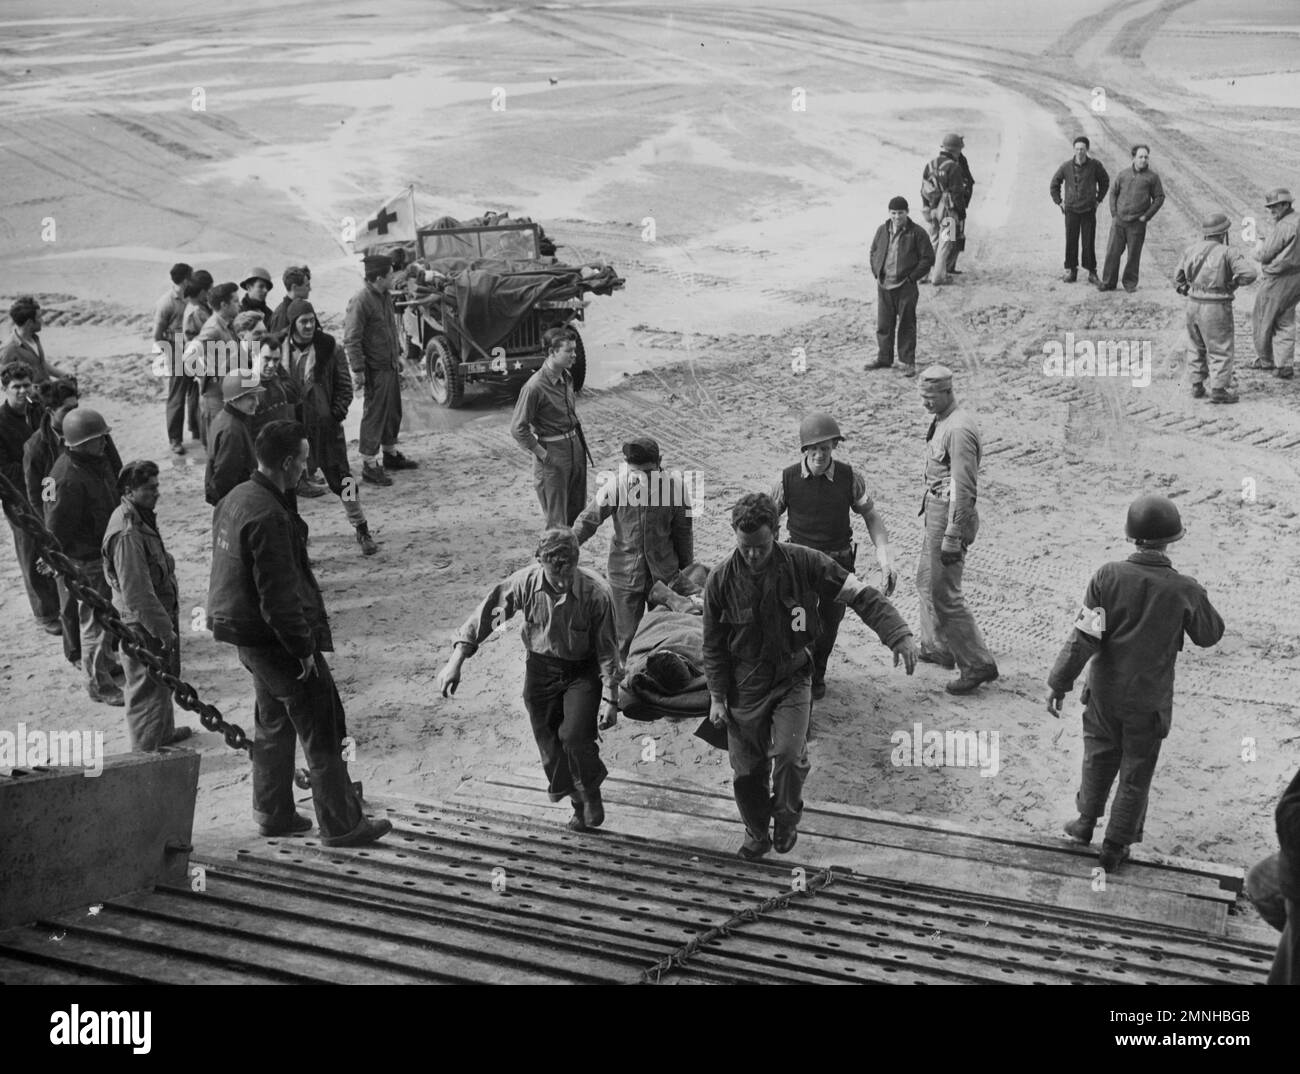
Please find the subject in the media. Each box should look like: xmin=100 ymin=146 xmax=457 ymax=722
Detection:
xmin=1073 ymin=605 xmax=1106 ymax=640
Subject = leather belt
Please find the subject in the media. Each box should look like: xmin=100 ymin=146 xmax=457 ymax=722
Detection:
xmin=538 ymin=430 xmax=577 ymax=442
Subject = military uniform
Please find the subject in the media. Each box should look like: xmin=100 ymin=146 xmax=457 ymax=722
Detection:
xmin=1049 ymin=549 xmax=1224 ymax=848
xmin=703 ymin=543 xmax=911 ymax=848
xmin=1252 ymin=203 xmax=1300 ymax=376
xmin=511 ymin=365 xmax=587 ymax=527
xmin=1175 ymin=223 xmax=1257 ymax=395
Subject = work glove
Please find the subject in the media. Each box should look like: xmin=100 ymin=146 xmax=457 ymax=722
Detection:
xmin=892 ymin=636 xmax=919 ymax=675
xmin=1176 ymin=283 xmax=1190 ymax=297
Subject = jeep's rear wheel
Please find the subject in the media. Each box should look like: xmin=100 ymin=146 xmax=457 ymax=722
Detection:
xmin=571 ymin=329 xmax=587 ymax=392
xmin=425 ymin=335 xmax=463 ymax=408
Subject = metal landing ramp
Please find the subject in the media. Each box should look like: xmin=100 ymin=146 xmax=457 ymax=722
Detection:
xmin=0 ymin=771 xmax=1277 ymax=984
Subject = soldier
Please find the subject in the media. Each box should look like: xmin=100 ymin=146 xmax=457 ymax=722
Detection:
xmin=510 ymin=326 xmax=589 ymax=527
xmin=0 ymin=297 xmax=72 ymax=382
xmin=268 ymin=265 xmax=312 ymax=335
xmin=919 ymin=135 xmax=967 ymax=286
xmin=573 ymin=436 xmax=693 ymax=661
xmin=283 ymin=299 xmax=379 ymax=555
xmin=1099 ymin=145 xmax=1165 ymax=293
xmin=44 ymin=407 xmax=124 ymax=706
xmin=770 ymin=413 xmax=897 ymax=701
xmin=344 ymin=253 xmax=417 ymax=486
xmin=205 ymin=371 xmax=265 ymax=507
xmin=1048 ymin=495 xmax=1225 ymax=872
xmin=437 ymin=529 xmax=620 ymax=832
xmin=949 ymin=133 xmax=975 ymax=275
xmin=1251 ymin=188 xmax=1300 ymax=381
xmin=24 ymin=379 xmax=122 ymax=666
xmin=1049 ymin=136 xmax=1109 ymax=284
xmin=0 ymin=361 xmax=60 ymax=635
xmin=916 ymin=365 xmax=998 ymax=694
xmin=239 ymin=266 xmax=274 ymax=329
xmin=207 ymin=419 xmax=390 ymax=846
xmin=865 ymin=196 xmax=934 ymax=376
xmin=155 ymin=262 xmax=193 ymax=456
xmin=1175 ymin=211 xmax=1258 ymax=404
xmin=103 ymin=460 xmax=190 ymax=750
xmin=704 ymin=493 xmax=917 ymax=859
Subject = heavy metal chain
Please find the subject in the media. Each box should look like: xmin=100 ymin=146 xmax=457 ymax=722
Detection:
xmin=0 ymin=470 xmax=251 ymax=752
xmin=638 ymin=865 xmax=838 ymax=984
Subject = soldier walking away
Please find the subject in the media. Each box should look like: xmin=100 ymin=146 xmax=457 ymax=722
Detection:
xmin=1176 ymin=211 xmax=1258 ymax=404
xmin=511 ymin=326 xmax=590 ymax=527
xmin=704 ymin=493 xmax=917 ymax=860
xmin=916 ymin=365 xmax=998 ymax=694
xmin=344 ymin=253 xmax=417 ymax=486
xmin=1048 ymin=495 xmax=1225 ymax=873
xmin=437 ymin=529 xmax=620 ymax=832
xmin=920 ymin=135 xmax=968 ymax=285
xmin=24 ymin=378 xmax=123 ymax=666
xmin=283 ymin=299 xmax=379 ymax=555
xmin=1251 ymin=187 xmax=1300 ymax=381
xmin=205 ymin=371 xmax=265 ymax=507
xmin=1050 ymin=136 xmax=1109 ymax=284
xmin=865 ymin=196 xmax=934 ymax=375
xmin=239 ymin=266 xmax=274 ymax=329
xmin=0 ymin=362 xmax=60 ymax=635
xmin=155 ymin=262 xmax=193 ymax=455
xmin=0 ymin=297 xmax=72 ymax=383
xmin=1099 ymin=144 xmax=1165 ymax=292
xmin=573 ymin=436 xmax=692 ymax=661
xmin=44 ymin=407 xmax=124 ymax=706
xmin=207 ymin=419 xmax=390 ymax=846
xmin=770 ymin=413 xmax=898 ymax=701
xmin=103 ymin=460 xmax=191 ymax=750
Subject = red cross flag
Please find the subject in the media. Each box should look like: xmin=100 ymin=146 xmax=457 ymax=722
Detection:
xmin=354 ymin=186 xmax=418 ymax=251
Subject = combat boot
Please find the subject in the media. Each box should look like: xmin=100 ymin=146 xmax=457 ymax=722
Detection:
xmin=355 ymin=523 xmax=378 ymax=555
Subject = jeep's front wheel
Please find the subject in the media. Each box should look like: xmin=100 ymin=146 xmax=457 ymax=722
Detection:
xmin=425 ymin=335 xmax=464 ymax=408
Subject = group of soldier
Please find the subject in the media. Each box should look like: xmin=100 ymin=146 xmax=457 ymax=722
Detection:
xmin=862 ymin=133 xmax=1300 ymax=410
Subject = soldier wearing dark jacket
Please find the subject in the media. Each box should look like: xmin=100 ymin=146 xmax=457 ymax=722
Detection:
xmin=1050 ymin=136 xmax=1110 ymax=283
xmin=1268 ymin=766 xmax=1300 ymax=985
xmin=1048 ymin=495 xmax=1224 ymax=872
xmin=704 ymin=493 xmax=918 ymax=860
xmin=24 ymin=381 xmax=121 ymax=663
xmin=0 ymin=362 xmax=60 ymax=633
xmin=283 ymin=299 xmax=377 ymax=554
xmin=204 ymin=372 xmax=264 ymax=507
xmin=866 ymin=197 xmax=935 ymax=374
xmin=206 ymin=419 xmax=389 ymax=847
xmin=45 ymin=408 xmax=123 ymax=705
xmin=572 ymin=436 xmax=692 ymax=660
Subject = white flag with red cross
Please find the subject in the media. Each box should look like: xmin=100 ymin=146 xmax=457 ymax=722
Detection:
xmin=354 ymin=186 xmax=418 ymax=251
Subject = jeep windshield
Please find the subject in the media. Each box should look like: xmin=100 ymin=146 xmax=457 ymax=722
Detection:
xmin=418 ymin=225 xmax=539 ymax=263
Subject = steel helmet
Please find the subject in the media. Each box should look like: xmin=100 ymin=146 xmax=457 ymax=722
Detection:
xmin=799 ymin=412 xmax=843 ymax=450
xmin=1201 ymin=212 xmax=1231 ymax=237
xmin=240 ymin=266 xmax=273 ymax=290
xmin=221 ymin=370 xmax=266 ymax=403
xmin=62 ymin=407 xmax=110 ymax=447
xmin=1125 ymin=494 xmax=1184 ymax=544
xmin=942 ymin=133 xmax=963 ymax=151
xmin=1264 ymin=188 xmax=1294 ymax=207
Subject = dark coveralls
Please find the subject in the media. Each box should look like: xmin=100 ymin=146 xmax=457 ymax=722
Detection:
xmin=0 ymin=397 xmax=58 ymax=628
xmin=207 ymin=472 xmax=366 ymax=840
xmin=1048 ymin=550 xmax=1224 ymax=848
xmin=1268 ymin=766 xmax=1300 ymax=985
xmin=343 ymin=283 xmax=404 ymax=461
xmin=454 ymin=564 xmax=620 ymax=806
xmin=772 ymin=458 xmax=876 ymax=689
xmin=703 ymin=543 xmax=912 ymax=844
xmin=24 ymin=418 xmax=122 ymax=664
xmin=572 ymin=466 xmax=693 ymax=661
